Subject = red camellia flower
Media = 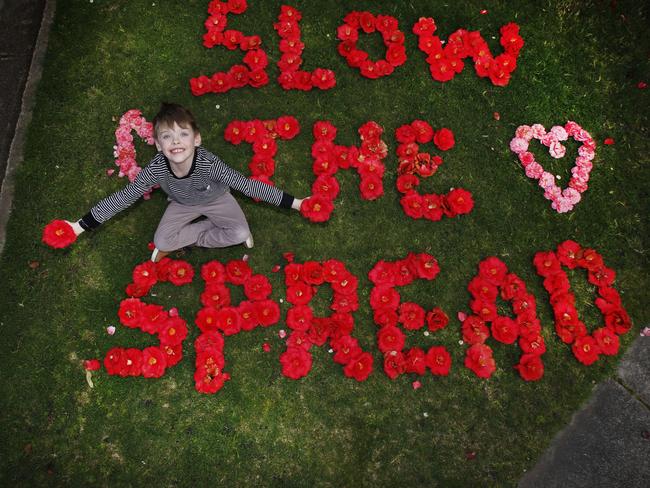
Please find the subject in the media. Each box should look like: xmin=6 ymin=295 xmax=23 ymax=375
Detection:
xmin=593 ymin=327 xmax=620 ymax=356
xmin=215 ymin=306 xmax=241 ymax=336
xmin=286 ymin=304 xmax=313 ymax=331
xmin=225 ymin=259 xmax=252 ymax=285
xmin=42 ymin=220 xmax=77 ymax=248
xmin=255 ymin=299 xmax=280 ymax=327
xmin=491 ymin=316 xmax=519 ymax=344
xmin=300 ymin=195 xmax=334 ymax=222
xmin=118 ymin=298 xmax=144 ymax=328
xmin=377 ymin=325 xmax=405 ymax=353
xmin=461 ymin=316 xmax=490 ymax=344
xmin=478 ymin=256 xmax=508 ymax=286
xmin=426 ymin=346 xmax=452 ymax=376
xmin=572 ymin=336 xmax=601 ymax=365
xmin=141 ymin=347 xmax=167 ymax=378
xmin=404 ymin=347 xmax=427 ymax=375
xmin=280 ymin=347 xmax=313 ymax=379
xmin=401 ymin=193 xmax=424 ymax=218
xmin=433 ymin=128 xmax=455 ymax=151
xmin=343 ymin=352 xmax=373 ymax=381
xmin=195 ymin=306 xmax=220 ymax=332
xmin=464 ymin=343 xmax=496 ymax=378
xmin=384 ymin=351 xmax=406 ymax=379
xmin=200 ymin=282 xmax=231 ymax=309
xmin=514 ymin=353 xmax=544 ymax=381
xmin=132 ymin=261 xmax=158 ymax=289
xmin=159 ymin=317 xmax=188 ymax=346
xmin=201 ymin=260 xmax=226 ymax=283
xmin=194 ymin=330 xmax=225 ymax=353
xmin=161 ymin=343 xmax=183 ymax=367
xmin=446 ymin=188 xmax=474 ymax=215
xmin=359 ymin=174 xmax=384 ymax=200
xmin=398 ymin=302 xmax=426 ymax=330
xmin=370 ymin=285 xmax=400 ymax=310
xmin=332 ymin=335 xmax=362 ymax=365
xmin=286 ymin=281 xmax=314 ymax=305
xmin=168 ymin=260 xmax=194 ymax=286
xmin=426 ymin=307 xmax=449 ymax=331
xmin=243 ymin=274 xmax=272 ymax=301
xmin=140 ymin=303 xmax=169 ymax=334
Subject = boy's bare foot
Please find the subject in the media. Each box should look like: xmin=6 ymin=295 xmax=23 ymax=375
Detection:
xmin=151 ymin=247 xmax=170 ymax=262
xmin=244 ymin=234 xmax=254 ymax=249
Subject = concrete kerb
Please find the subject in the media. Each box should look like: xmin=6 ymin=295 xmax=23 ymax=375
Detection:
xmin=0 ymin=0 xmax=56 ymax=256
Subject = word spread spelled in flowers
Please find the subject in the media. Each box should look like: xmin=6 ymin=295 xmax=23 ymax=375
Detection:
xmin=85 ymin=239 xmax=631 ymax=394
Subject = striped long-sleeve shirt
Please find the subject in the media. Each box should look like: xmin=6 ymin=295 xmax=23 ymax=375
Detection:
xmin=80 ymin=146 xmax=294 ymax=230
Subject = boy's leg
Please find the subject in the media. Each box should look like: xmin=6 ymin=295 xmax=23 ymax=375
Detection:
xmin=195 ymin=192 xmax=251 ymax=248
xmin=153 ymin=202 xmax=216 ymax=252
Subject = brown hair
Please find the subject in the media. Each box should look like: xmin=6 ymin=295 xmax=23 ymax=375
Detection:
xmin=152 ymin=103 xmax=200 ymax=138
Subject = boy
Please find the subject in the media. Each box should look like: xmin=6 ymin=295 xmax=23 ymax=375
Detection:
xmin=66 ymin=103 xmax=304 ymax=261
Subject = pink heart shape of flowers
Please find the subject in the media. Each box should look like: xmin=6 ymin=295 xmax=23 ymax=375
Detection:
xmin=509 ymin=121 xmax=595 ymax=213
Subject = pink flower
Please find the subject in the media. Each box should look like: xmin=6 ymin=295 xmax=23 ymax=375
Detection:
xmin=538 ymin=172 xmax=556 ymax=189
xmin=525 ymin=162 xmax=544 ymax=179
xmin=531 ymin=124 xmax=546 ymax=139
xmin=518 ymin=151 xmax=535 ymax=166
xmin=515 ymin=125 xmax=533 ymax=141
xmin=509 ymin=137 xmax=529 ymax=153
xmin=548 ymin=141 xmax=566 ymax=159
xmin=541 ymin=133 xmax=558 ymax=147
xmin=578 ymin=145 xmax=595 ymax=160
xmin=552 ymin=198 xmax=574 ymax=213
xmin=550 ymin=125 xmax=568 ymax=141
xmin=562 ymin=187 xmax=582 ymax=204
xmin=543 ymin=186 xmax=562 ymax=201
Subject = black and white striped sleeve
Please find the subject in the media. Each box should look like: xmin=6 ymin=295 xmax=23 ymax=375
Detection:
xmin=208 ymin=153 xmax=294 ymax=209
xmin=79 ymin=165 xmax=159 ymax=230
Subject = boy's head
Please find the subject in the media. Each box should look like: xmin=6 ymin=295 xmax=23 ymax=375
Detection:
xmin=152 ymin=103 xmax=200 ymax=139
xmin=153 ymin=103 xmax=202 ymax=166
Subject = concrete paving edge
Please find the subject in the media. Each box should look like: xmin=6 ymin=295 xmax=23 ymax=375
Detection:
xmin=0 ymin=0 xmax=55 ymax=257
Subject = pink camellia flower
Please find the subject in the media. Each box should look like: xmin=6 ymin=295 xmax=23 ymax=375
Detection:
xmin=562 ymin=187 xmax=582 ymax=204
xmin=540 ymin=133 xmax=558 ymax=147
xmin=518 ymin=151 xmax=535 ymax=166
xmin=515 ymin=125 xmax=533 ymax=140
xmin=578 ymin=145 xmax=595 ymax=160
xmin=539 ymin=172 xmax=556 ymax=189
xmin=550 ymin=125 xmax=568 ymax=141
xmin=552 ymin=198 xmax=574 ymax=213
xmin=525 ymin=162 xmax=544 ymax=179
xmin=531 ymin=124 xmax=546 ymax=139
xmin=544 ymin=186 xmax=562 ymax=201
xmin=548 ymin=141 xmax=566 ymax=159
xmin=509 ymin=137 xmax=529 ymax=153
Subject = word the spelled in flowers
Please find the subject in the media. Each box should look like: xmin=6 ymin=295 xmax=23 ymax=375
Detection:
xmin=84 ymin=240 xmax=633 ymax=393
xmin=394 ymin=122 xmax=474 ymax=221
xmin=509 ymin=121 xmax=595 ymax=213
xmin=190 ymin=1 xmax=524 ymax=95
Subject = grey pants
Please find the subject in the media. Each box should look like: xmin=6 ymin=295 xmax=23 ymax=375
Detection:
xmin=153 ymin=192 xmax=250 ymax=251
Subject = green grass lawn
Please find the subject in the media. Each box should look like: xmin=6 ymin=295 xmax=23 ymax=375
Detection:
xmin=1 ymin=0 xmax=648 ymax=485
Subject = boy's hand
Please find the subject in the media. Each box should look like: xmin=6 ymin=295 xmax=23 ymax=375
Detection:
xmin=291 ymin=197 xmax=306 ymax=211
xmin=65 ymin=220 xmax=85 ymax=236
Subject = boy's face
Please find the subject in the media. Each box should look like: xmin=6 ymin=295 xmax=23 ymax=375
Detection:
xmin=155 ymin=122 xmax=202 ymax=168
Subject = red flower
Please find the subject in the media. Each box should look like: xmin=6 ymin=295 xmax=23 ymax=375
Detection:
xmin=478 ymin=256 xmax=508 ymax=285
xmin=572 ymin=336 xmax=600 ymax=366
xmin=384 ymin=351 xmax=406 ymax=379
xmin=118 ymin=298 xmax=144 ymax=328
xmin=122 ymin=348 xmax=143 ymax=376
xmin=468 ymin=277 xmax=498 ymax=301
xmin=593 ymin=327 xmax=620 ymax=356
xmin=83 ymin=359 xmax=101 ymax=371
xmin=396 ymin=174 xmax=419 ymax=193
xmin=301 ymin=261 xmax=325 ymax=285
xmin=168 ymin=260 xmax=194 ymax=286
xmin=307 ymin=317 xmax=331 ymax=346
xmin=433 ymin=128 xmax=455 ymax=151
xmin=491 ymin=316 xmax=519 ymax=344
xmin=312 ymin=175 xmax=340 ymax=200
xmin=359 ymin=174 xmax=384 ymax=200
xmin=243 ymin=49 xmax=268 ymax=70
xmin=215 ymin=307 xmax=241 ymax=336
xmin=343 ymin=352 xmax=373 ymax=381
xmin=287 ymin=330 xmax=312 ymax=350
xmin=255 ymin=299 xmax=280 ymax=326
xmin=225 ymin=259 xmax=252 ymax=285
xmin=422 ymin=194 xmax=444 ymax=221
xmin=398 ymin=302 xmax=426 ymax=330
xmin=446 ymin=188 xmax=474 ymax=215
xmin=377 ymin=325 xmax=405 ymax=353
xmin=312 ymin=121 xmax=338 ymax=141
xmin=533 ymin=251 xmax=562 ymax=277
xmin=161 ymin=344 xmax=183 ymax=367
xmin=514 ymin=354 xmax=544 ymax=381
xmin=311 ymin=68 xmax=337 ymax=90
xmin=262 ymin=342 xmax=271 ymax=353
xmin=190 ymin=75 xmax=212 ymax=96
xmin=141 ymin=347 xmax=167 ymax=378
xmin=300 ymin=195 xmax=334 ymax=222
xmin=286 ymin=304 xmax=313 ymax=331
xmin=286 ymin=282 xmax=314 ymax=305
xmin=426 ymin=307 xmax=449 ymax=331
xmin=243 ymin=274 xmax=272 ymax=301
xmin=470 ymin=297 xmax=497 ymax=322
xmin=368 ymin=260 xmax=397 ymax=285
xmin=158 ymin=317 xmax=188 ymax=346
xmin=400 ymin=193 xmax=424 ymax=219
xmin=332 ymin=335 xmax=362 ymax=365
xmin=604 ymin=308 xmax=632 ymax=334
xmin=464 ymin=343 xmax=496 ymax=378
xmin=461 ymin=316 xmax=490 ymax=344
xmin=194 ymin=330 xmax=224 ymax=353
xmin=42 ymin=220 xmax=77 ymax=248
xmin=132 ymin=261 xmax=158 ymax=289
xmin=140 ymin=303 xmax=169 ymax=334
xmin=237 ymin=300 xmax=259 ymax=331
xmin=280 ymin=347 xmax=313 ymax=379
xmin=199 ymin=261 xmax=226 ymax=284
xmin=370 ymin=285 xmax=400 ymax=310
xmin=518 ymin=331 xmax=546 ymax=356
xmin=404 ymin=347 xmax=427 ymax=375
xmin=426 ymin=346 xmax=452 ymax=376
xmin=200 ymin=283 xmax=231 ymax=309
xmin=373 ymin=307 xmax=398 ymax=328
xmin=275 ymin=115 xmax=300 ymax=139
